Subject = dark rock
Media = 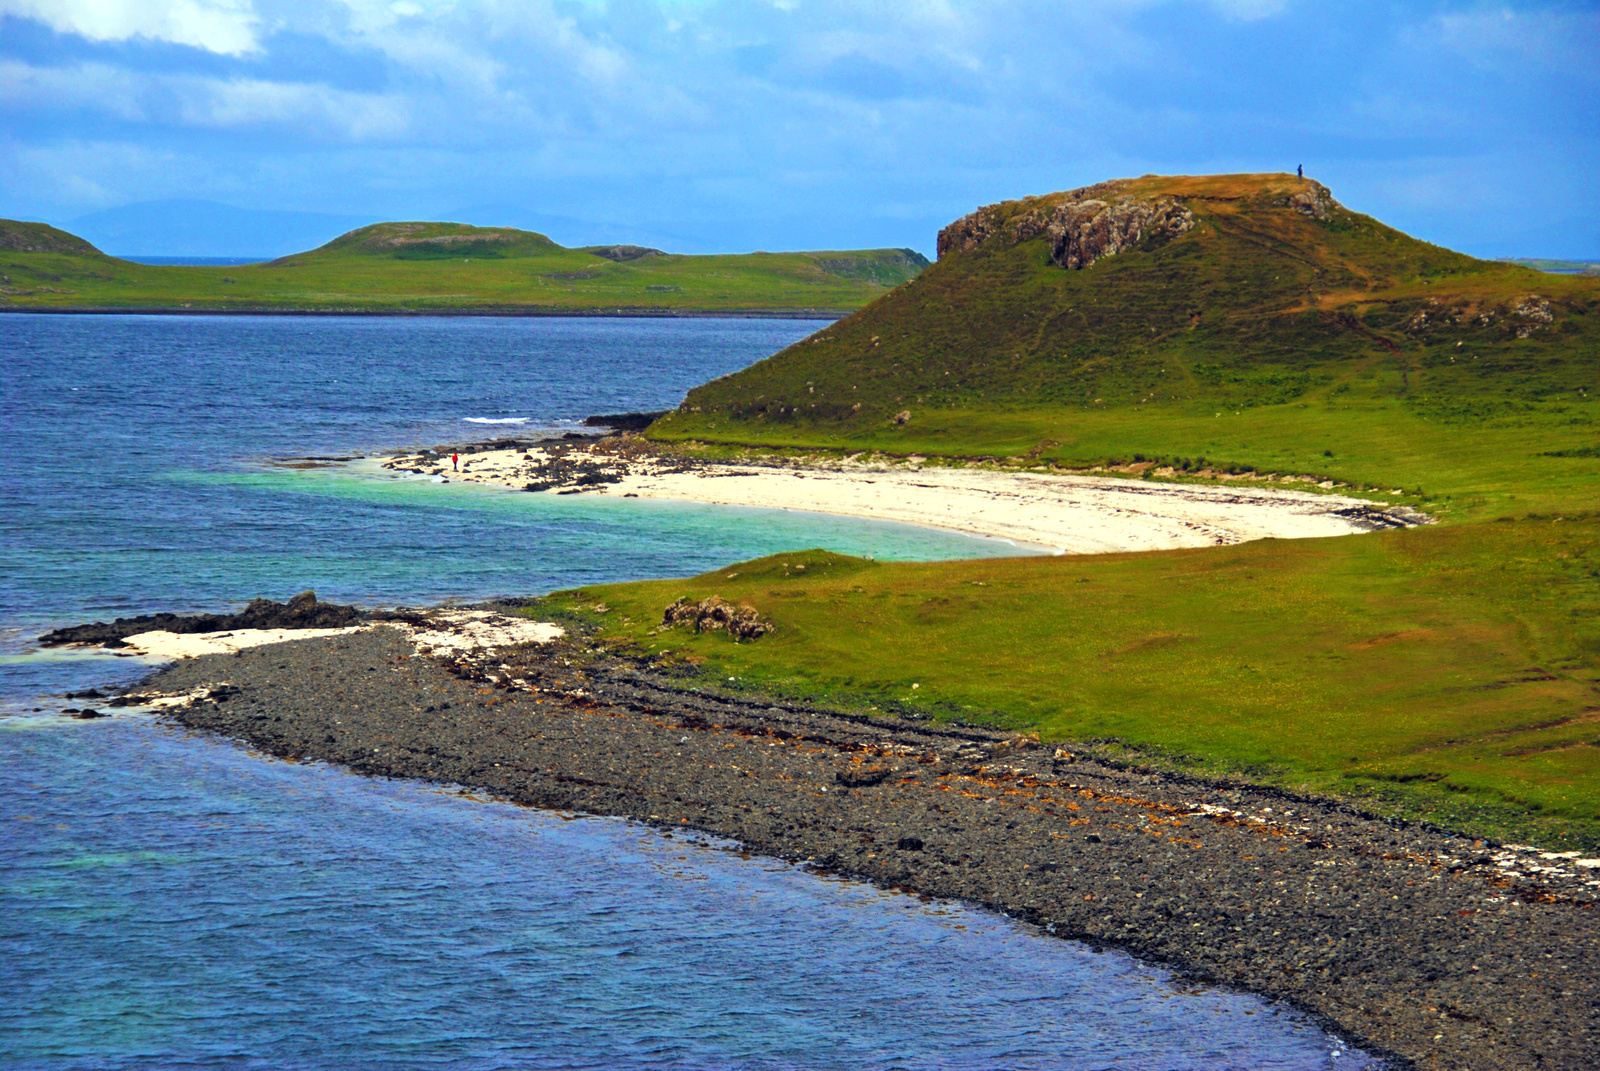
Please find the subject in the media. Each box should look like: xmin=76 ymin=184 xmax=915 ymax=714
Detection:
xmin=897 ymin=837 xmax=925 ymax=851
xmin=71 ymin=708 xmax=106 ymax=719
xmin=662 ymin=596 xmax=774 ymax=641
xmin=582 ymin=411 xmax=670 ymax=432
xmin=579 ymin=245 xmax=666 ymax=262
xmin=38 ymin=591 xmax=363 ymax=647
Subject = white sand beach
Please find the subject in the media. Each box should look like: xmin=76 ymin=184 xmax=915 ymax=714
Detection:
xmin=117 ymin=612 xmax=565 ymax=660
xmin=381 ymin=446 xmax=1419 ymax=555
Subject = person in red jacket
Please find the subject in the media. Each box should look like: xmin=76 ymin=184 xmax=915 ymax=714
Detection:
xmin=451 ymin=452 xmax=459 ymax=472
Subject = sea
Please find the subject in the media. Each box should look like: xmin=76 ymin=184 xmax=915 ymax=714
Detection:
xmin=0 ymin=314 xmax=1374 ymax=1069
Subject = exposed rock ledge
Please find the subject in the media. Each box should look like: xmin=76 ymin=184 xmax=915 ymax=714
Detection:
xmin=937 ymin=181 xmax=1195 ymax=269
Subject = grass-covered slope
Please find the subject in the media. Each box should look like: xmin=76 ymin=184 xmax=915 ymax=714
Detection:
xmin=605 ymin=175 xmax=1600 ymax=847
xmin=0 ymin=219 xmax=929 ymax=314
xmin=651 ymin=174 xmax=1598 ymax=514
xmin=552 ymin=514 xmax=1600 ymax=849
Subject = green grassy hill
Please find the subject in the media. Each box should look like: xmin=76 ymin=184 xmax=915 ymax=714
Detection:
xmin=0 ymin=219 xmax=929 ymax=314
xmin=568 ymin=174 xmax=1600 ymax=848
xmin=653 ymin=173 xmax=1597 ymax=516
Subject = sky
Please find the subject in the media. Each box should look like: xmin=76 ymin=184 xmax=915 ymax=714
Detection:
xmin=1 ymin=0 xmax=1596 ymax=257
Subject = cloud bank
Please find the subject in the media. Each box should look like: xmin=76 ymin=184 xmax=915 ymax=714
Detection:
xmin=1 ymin=0 xmax=1594 ymax=256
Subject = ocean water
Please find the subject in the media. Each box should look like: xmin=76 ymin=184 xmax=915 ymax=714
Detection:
xmin=0 ymin=313 xmax=1021 ymax=701
xmin=0 ymin=714 xmax=1371 ymax=1071
xmin=0 ymin=314 xmax=1374 ymax=1069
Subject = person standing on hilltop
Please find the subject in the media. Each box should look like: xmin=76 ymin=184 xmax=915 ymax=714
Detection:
xmin=1297 ymin=164 xmax=1303 ymax=178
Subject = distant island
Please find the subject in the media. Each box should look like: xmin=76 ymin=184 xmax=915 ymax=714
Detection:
xmin=1500 ymin=257 xmax=1600 ymax=275
xmin=0 ymin=219 xmax=929 ymax=316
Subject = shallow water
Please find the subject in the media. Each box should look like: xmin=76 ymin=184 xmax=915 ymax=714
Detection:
xmin=1 ymin=314 xmax=1376 ymax=1068
xmin=0 ymin=314 xmax=1022 ymax=700
xmin=0 ymin=712 xmax=1371 ymax=1070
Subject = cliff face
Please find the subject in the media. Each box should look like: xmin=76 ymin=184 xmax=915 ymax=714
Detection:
xmin=936 ymin=182 xmax=1196 ymax=269
xmin=1278 ymin=181 xmax=1341 ymax=221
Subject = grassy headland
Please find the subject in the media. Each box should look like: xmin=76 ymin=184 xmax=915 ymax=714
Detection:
xmin=557 ymin=174 xmax=1599 ymax=847
xmin=0 ymin=219 xmax=928 ymax=315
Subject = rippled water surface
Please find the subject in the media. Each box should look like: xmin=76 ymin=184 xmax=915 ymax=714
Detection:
xmin=1 ymin=315 xmax=1374 ymax=1069
xmin=0 ymin=314 xmax=1020 ymax=700
xmin=1 ymin=714 xmax=1371 ymax=1070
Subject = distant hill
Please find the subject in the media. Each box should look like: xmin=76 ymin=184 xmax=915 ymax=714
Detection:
xmin=1502 ymin=257 xmax=1600 ymax=275
xmin=0 ymin=219 xmax=930 ymax=315
xmin=653 ymin=172 xmax=1598 ymax=459
xmin=277 ymin=221 xmax=563 ymax=262
xmin=0 ymin=220 xmax=102 ymax=256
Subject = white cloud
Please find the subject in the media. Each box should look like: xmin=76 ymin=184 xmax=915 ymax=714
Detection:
xmin=0 ymin=58 xmax=148 ymax=118
xmin=0 ymin=59 xmax=409 ymax=140
xmin=178 ymin=77 xmax=411 ymax=138
xmin=0 ymin=0 xmax=262 ymax=54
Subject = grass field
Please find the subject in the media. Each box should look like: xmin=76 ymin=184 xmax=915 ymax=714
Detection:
xmin=0 ymin=220 xmax=927 ymax=314
xmin=542 ymin=513 xmax=1600 ymax=850
xmin=537 ymin=174 xmax=1600 ymax=849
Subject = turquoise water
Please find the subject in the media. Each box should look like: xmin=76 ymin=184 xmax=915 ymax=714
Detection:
xmin=0 ymin=314 xmax=1020 ymax=701
xmin=0 ymin=315 xmax=1374 ymax=1068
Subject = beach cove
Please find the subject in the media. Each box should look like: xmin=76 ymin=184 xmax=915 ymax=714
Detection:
xmin=378 ymin=436 xmax=1426 ymax=555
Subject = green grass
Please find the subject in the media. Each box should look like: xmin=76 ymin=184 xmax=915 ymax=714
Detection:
xmin=651 ymin=173 xmax=1598 ymax=453
xmin=546 ymin=516 xmax=1600 ymax=850
xmin=584 ymin=174 xmax=1600 ymax=848
xmin=0 ymin=220 xmax=928 ymax=314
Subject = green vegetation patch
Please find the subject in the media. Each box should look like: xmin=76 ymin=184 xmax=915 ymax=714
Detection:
xmin=650 ymin=174 xmax=1599 ymax=486
xmin=550 ymin=518 xmax=1600 ymax=850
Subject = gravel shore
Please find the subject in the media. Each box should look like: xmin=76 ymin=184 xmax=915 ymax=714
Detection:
xmin=140 ymin=626 xmax=1598 ymax=1071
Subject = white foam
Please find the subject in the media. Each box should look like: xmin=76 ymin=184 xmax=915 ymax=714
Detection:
xmin=463 ymin=417 xmax=528 ymax=425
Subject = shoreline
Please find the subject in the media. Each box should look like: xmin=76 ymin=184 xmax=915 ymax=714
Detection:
xmin=128 ymin=623 xmax=1599 ymax=1071
xmin=378 ymin=438 xmax=1427 ymax=556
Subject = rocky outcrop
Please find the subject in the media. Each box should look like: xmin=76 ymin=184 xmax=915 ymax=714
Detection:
xmin=583 ymin=411 xmax=670 ymax=432
xmin=1042 ymin=196 xmax=1196 ymax=269
xmin=1511 ymin=296 xmax=1554 ymax=338
xmin=936 ymin=184 xmax=1195 ymax=270
xmin=662 ymin=596 xmax=774 ymax=641
xmin=39 ymin=591 xmax=362 ymax=647
xmin=1276 ymin=180 xmax=1341 ymax=220
xmin=581 ymin=245 xmax=666 ymax=262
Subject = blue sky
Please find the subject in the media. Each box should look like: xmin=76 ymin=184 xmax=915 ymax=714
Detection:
xmin=1 ymin=0 xmax=1595 ymax=256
